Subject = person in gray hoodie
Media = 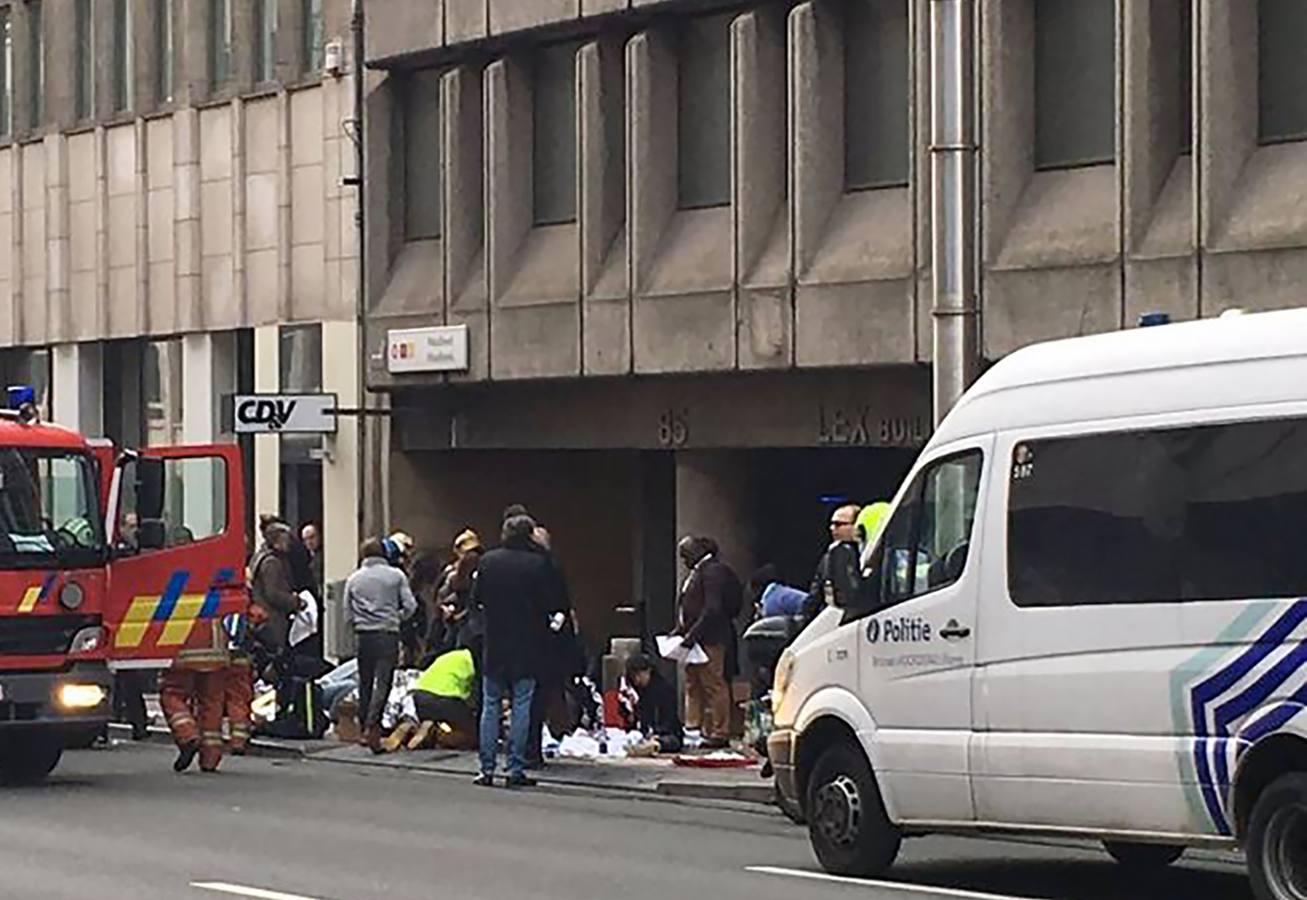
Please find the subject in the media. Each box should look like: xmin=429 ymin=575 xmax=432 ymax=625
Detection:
xmin=345 ymin=537 xmax=418 ymax=751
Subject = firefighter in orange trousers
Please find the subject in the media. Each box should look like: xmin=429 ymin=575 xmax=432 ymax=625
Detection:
xmin=224 ymin=652 xmax=254 ymax=755
xmin=161 ymin=664 xmax=226 ymax=772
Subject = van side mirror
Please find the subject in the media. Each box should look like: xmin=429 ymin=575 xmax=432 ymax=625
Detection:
xmin=135 ymin=458 xmax=165 ymax=521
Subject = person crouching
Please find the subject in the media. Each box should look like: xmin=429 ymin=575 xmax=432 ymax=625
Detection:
xmin=625 ymin=654 xmax=684 ymax=755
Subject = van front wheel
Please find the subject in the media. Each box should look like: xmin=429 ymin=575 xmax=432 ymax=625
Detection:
xmin=806 ymin=743 xmax=901 ymax=877
xmin=1102 ymin=841 xmax=1184 ymax=870
xmin=1247 ymin=772 xmax=1307 ymax=900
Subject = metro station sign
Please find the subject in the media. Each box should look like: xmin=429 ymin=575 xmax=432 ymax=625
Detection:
xmin=387 ymin=325 xmax=470 ymax=374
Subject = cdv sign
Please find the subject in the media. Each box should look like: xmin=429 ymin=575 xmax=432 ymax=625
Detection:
xmin=232 ymin=394 xmax=339 ymax=434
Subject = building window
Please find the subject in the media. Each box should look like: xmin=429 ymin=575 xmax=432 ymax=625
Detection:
xmin=1177 ymin=0 xmax=1192 ymax=154
xmin=0 ymin=8 xmax=11 ymax=137
xmin=28 ymin=0 xmax=43 ymax=128
xmin=145 ymin=339 xmax=184 ymax=447
xmin=403 ymin=70 xmax=442 ymax=240
xmin=156 ymin=0 xmax=174 ymax=105
xmin=533 ymin=43 xmax=578 ymax=226
xmin=255 ymin=0 xmax=277 ymax=83
xmin=676 ymin=15 xmax=732 ymax=210
xmin=113 ymin=0 xmax=134 ymax=112
xmin=844 ymin=0 xmax=910 ymax=191
xmin=1008 ymin=418 xmax=1307 ymax=608
xmin=279 ymin=324 xmax=323 ymax=533
xmin=74 ymin=0 xmax=92 ymax=120
xmin=1259 ymin=0 xmax=1307 ymax=144
xmin=1034 ymin=0 xmax=1116 ymax=170
xmin=210 ymin=0 xmax=233 ymax=89
xmin=303 ymin=0 xmax=324 ymax=75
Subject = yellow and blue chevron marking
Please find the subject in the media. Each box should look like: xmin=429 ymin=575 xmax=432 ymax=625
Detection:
xmin=16 ymin=574 xmax=58 ymax=613
xmin=114 ymin=570 xmax=228 ymax=650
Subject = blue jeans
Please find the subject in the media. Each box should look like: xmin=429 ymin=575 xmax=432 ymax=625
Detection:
xmin=479 ymin=676 xmax=536 ymax=778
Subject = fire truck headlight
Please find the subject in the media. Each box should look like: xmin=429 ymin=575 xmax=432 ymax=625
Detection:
xmin=58 ymin=683 xmax=107 ymax=710
xmin=68 ymin=626 xmax=105 ymax=656
xmin=58 ymin=581 xmax=85 ymax=610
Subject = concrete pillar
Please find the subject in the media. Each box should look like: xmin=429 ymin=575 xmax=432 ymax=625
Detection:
xmin=46 ymin=133 xmax=70 ymax=342
xmin=180 ymin=332 xmax=237 ymax=443
xmin=322 ymin=319 xmax=362 ymax=659
xmin=174 ymin=108 xmax=202 ymax=331
xmin=51 ymin=342 xmax=104 ymax=435
xmin=252 ymin=324 xmax=280 ymax=532
xmin=673 ymin=450 xmax=757 ymax=595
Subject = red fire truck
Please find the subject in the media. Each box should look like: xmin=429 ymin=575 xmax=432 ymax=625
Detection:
xmin=0 ymin=386 xmax=246 ymax=783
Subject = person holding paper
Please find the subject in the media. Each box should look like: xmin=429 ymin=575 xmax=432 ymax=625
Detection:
xmin=674 ymin=536 xmax=743 ymax=750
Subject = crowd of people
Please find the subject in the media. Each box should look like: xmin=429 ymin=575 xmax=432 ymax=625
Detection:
xmin=148 ymin=494 xmax=891 ymax=783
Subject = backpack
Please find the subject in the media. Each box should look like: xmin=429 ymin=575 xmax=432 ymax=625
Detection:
xmin=259 ymin=677 xmax=329 ymax=740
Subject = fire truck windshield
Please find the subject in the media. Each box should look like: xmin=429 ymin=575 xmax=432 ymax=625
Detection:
xmin=0 ymin=447 xmax=106 ymax=569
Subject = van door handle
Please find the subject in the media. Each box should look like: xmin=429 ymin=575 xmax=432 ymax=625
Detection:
xmin=940 ymin=620 xmax=971 ymax=641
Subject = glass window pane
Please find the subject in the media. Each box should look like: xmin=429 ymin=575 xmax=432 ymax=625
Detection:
xmin=30 ymin=0 xmax=43 ymax=128
xmin=1034 ymin=0 xmax=1116 ymax=170
xmin=113 ymin=0 xmax=134 ymax=112
xmin=157 ymin=0 xmax=174 ymax=105
xmin=303 ymin=0 xmax=324 ymax=74
xmin=844 ymin=0 xmax=910 ymax=191
xmin=1008 ymin=418 xmax=1307 ymax=608
xmin=210 ymin=0 xmax=232 ymax=88
xmin=75 ymin=0 xmax=92 ymax=119
xmin=0 ymin=8 xmax=12 ymax=136
xmin=533 ymin=43 xmax=578 ymax=226
xmin=875 ymin=450 xmax=983 ymax=604
xmin=403 ymin=70 xmax=442 ymax=240
xmin=1259 ymin=0 xmax=1307 ymax=144
xmin=255 ymin=0 xmax=277 ymax=83
xmin=677 ymin=14 xmax=732 ymax=210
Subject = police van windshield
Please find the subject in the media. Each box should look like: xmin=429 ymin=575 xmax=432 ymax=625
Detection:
xmin=0 ymin=447 xmax=105 ymax=569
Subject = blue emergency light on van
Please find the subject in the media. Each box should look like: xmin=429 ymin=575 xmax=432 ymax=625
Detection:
xmin=1138 ymin=312 xmax=1171 ymax=327
xmin=7 ymin=385 xmax=36 ymax=409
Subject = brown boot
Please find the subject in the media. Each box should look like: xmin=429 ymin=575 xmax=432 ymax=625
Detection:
xmin=366 ymin=728 xmax=384 ymax=754
xmin=407 ymin=720 xmax=436 ymax=751
xmin=381 ymin=721 xmax=416 ymax=753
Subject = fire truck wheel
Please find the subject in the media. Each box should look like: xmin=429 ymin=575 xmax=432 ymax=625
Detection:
xmin=0 ymin=738 xmax=63 ymax=785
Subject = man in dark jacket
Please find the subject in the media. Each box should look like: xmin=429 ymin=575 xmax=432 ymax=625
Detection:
xmin=471 ymin=514 xmax=565 ymax=788
xmin=675 ymin=535 xmax=742 ymax=749
xmin=250 ymin=522 xmax=301 ymax=653
xmin=805 ymin=504 xmax=865 ymax=621
xmin=524 ymin=524 xmax=579 ymax=769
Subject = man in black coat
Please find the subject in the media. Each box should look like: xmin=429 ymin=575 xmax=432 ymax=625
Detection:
xmin=471 ymin=514 xmax=565 ymax=788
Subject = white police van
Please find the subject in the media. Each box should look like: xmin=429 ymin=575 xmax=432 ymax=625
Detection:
xmin=769 ymin=309 xmax=1307 ymax=900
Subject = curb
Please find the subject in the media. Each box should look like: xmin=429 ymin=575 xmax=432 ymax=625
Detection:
xmin=656 ymin=780 xmax=775 ymax=805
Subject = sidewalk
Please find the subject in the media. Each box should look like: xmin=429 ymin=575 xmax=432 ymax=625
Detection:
xmin=307 ymin=742 xmax=775 ymax=804
xmin=109 ymin=722 xmax=776 ymax=806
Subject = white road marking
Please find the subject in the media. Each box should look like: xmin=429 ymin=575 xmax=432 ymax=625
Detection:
xmin=745 ymin=866 xmax=1043 ymax=900
xmin=191 ymin=882 xmax=326 ymax=900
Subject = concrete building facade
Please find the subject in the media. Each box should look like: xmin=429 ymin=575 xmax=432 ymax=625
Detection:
xmin=0 ymin=0 xmax=366 ymax=631
xmin=363 ymin=0 xmax=1307 ymax=648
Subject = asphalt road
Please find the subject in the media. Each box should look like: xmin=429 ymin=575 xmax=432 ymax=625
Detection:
xmin=0 ymin=743 xmax=1253 ymax=900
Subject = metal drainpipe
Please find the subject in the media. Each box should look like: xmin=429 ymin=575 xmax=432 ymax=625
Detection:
xmin=351 ymin=0 xmax=367 ymax=544
xmin=930 ymin=0 xmax=980 ymax=425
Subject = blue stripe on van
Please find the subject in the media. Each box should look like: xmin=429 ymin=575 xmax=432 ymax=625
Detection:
xmin=1189 ymin=600 xmax=1307 ymax=835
